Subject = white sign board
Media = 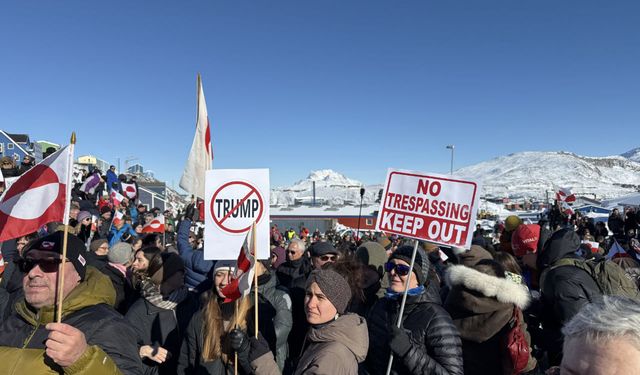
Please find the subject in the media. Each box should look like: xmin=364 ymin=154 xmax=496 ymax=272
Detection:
xmin=376 ymin=169 xmax=481 ymax=249
xmin=204 ymin=169 xmax=270 ymax=260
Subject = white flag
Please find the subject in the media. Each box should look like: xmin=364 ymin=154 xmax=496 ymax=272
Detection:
xmin=179 ymin=74 xmax=213 ymax=200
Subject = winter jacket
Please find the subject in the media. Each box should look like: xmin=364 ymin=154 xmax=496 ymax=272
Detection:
xmin=176 ymin=308 xmax=228 ymax=375
xmin=109 ymin=223 xmax=138 ymax=247
xmin=0 ymin=266 xmax=143 ymax=375
xmin=251 ymin=313 xmax=369 ymax=375
xmin=252 ymin=272 xmax=293 ymax=370
xmin=107 ymin=169 xmax=119 ymax=192
xmin=608 ymin=213 xmax=625 ymax=237
xmin=86 ymin=252 xmax=130 ymax=312
xmin=444 ymin=265 xmax=537 ymax=375
xmin=365 ymin=283 xmax=464 ymax=375
xmin=536 ymin=228 xmax=600 ymax=365
xmin=276 ymin=256 xmax=312 ymax=359
xmin=125 ymin=292 xmax=200 ymax=375
xmin=177 ymin=219 xmax=214 ymax=291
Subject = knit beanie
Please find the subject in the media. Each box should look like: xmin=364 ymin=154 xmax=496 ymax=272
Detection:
xmin=108 ymin=242 xmax=133 ymax=265
xmin=100 ymin=206 xmax=112 ymax=215
xmin=310 ymin=241 xmax=338 ymax=257
xmin=77 ymin=211 xmax=92 ymax=223
xmin=270 ymin=246 xmax=286 ymax=269
xmin=389 ymin=245 xmax=430 ymax=285
xmin=214 ymin=259 xmax=236 ymax=274
xmin=306 ymin=268 xmax=352 ymax=314
xmin=90 ymin=239 xmax=108 ymax=253
xmin=23 ymin=232 xmax=87 ymax=281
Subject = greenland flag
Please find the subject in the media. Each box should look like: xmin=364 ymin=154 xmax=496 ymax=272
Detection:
xmin=112 ymin=210 xmax=125 ymax=226
xmin=220 ymin=223 xmax=256 ymax=303
xmin=0 ymin=146 xmax=72 ymax=241
xmin=110 ymin=190 xmax=125 ymax=206
xmin=556 ymin=187 xmax=576 ymax=203
xmin=142 ymin=214 xmax=165 ymax=233
xmin=121 ymin=182 xmax=137 ymax=199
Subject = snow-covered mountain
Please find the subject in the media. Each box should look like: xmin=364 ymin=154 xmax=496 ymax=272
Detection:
xmin=271 ymin=148 xmax=640 ymax=206
xmin=456 ymin=150 xmax=640 ymax=200
xmin=271 ymin=169 xmax=382 ymax=206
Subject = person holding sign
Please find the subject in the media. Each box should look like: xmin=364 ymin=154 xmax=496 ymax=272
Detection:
xmin=364 ymin=245 xmax=463 ymax=375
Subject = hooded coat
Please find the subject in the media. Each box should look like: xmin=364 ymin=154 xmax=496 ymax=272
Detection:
xmin=365 ymin=283 xmax=463 ymax=375
xmin=444 ymin=265 xmax=536 ymax=375
xmin=251 ymin=313 xmax=369 ymax=375
xmin=0 ymin=266 xmax=143 ymax=375
xmin=176 ymin=219 xmax=214 ymax=292
xmin=536 ymin=228 xmax=600 ymax=365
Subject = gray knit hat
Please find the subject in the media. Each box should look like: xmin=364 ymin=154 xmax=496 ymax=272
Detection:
xmin=306 ymin=268 xmax=352 ymax=314
xmin=389 ymin=245 xmax=430 ymax=285
xmin=108 ymin=242 xmax=133 ymax=265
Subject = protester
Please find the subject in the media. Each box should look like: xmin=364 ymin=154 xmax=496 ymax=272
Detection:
xmin=270 ymin=246 xmax=286 ymax=270
xmin=444 ymin=260 xmax=537 ymax=374
xmin=365 ymin=245 xmax=464 ymax=375
xmin=107 ymin=241 xmax=135 ymax=313
xmin=177 ymin=218 xmax=214 ymax=292
xmin=551 ymin=296 xmax=640 ymax=375
xmin=106 ymin=165 xmax=118 ymax=193
xmin=309 ymin=241 xmax=339 ymax=269
xmin=0 ymin=231 xmax=142 ymax=374
xmin=126 ymin=251 xmax=197 ymax=375
xmin=250 ymin=266 xmax=369 ymax=374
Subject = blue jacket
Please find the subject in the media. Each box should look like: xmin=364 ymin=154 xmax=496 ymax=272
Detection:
xmin=106 ymin=170 xmax=118 ymax=192
xmin=108 ymin=223 xmax=137 ymax=247
xmin=177 ymin=219 xmax=213 ymax=291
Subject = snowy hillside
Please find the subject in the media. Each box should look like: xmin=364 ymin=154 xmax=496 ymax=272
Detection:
xmin=456 ymin=151 xmax=640 ymax=200
xmin=622 ymin=147 xmax=640 ymax=163
xmin=271 ymin=169 xmax=382 ymax=206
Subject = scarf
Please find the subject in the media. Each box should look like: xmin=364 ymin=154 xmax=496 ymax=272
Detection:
xmin=384 ymin=285 xmax=425 ymax=300
xmin=140 ymin=278 xmax=189 ymax=310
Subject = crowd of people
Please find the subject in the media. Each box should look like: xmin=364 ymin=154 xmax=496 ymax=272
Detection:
xmin=1 ymin=167 xmax=640 ymax=375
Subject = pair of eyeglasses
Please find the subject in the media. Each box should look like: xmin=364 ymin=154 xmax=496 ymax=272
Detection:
xmin=286 ymin=250 xmax=298 ymax=255
xmin=384 ymin=262 xmax=412 ymax=276
xmin=318 ymin=254 xmax=336 ymax=262
xmin=19 ymin=258 xmax=62 ymax=273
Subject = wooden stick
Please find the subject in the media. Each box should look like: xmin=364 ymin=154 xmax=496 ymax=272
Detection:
xmin=56 ymin=132 xmax=76 ymax=323
xmin=234 ymin=298 xmax=239 ymax=375
xmin=253 ymin=221 xmax=258 ymax=338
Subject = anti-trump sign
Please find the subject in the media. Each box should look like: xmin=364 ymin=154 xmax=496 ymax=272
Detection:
xmin=204 ymin=169 xmax=270 ymax=260
xmin=376 ymin=169 xmax=481 ymax=249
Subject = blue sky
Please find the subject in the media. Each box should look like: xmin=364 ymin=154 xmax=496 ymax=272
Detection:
xmin=1 ymin=1 xmax=639 ymax=190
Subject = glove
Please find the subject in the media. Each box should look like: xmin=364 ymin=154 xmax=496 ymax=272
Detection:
xmin=388 ymin=325 xmax=412 ymax=357
xmin=248 ymin=332 xmax=271 ymax=363
xmin=229 ymin=329 xmax=249 ymax=354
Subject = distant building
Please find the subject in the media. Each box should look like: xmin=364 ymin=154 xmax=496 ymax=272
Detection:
xmin=138 ymin=181 xmax=169 ymax=211
xmin=270 ymin=205 xmax=378 ymax=234
xmin=0 ymin=130 xmax=33 ymax=161
xmin=127 ymin=163 xmax=144 ymax=175
xmin=76 ymin=154 xmax=111 ymax=174
xmin=34 ymin=140 xmax=61 ymax=162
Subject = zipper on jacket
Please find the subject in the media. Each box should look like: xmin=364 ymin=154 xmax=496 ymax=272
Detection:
xmin=23 ymin=315 xmax=41 ymax=348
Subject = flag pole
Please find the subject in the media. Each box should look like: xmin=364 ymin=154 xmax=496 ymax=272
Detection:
xmin=385 ymin=239 xmax=419 ymax=375
xmin=234 ymin=298 xmax=239 ymax=375
xmin=253 ymin=221 xmax=258 ymax=338
xmin=56 ymin=132 xmax=76 ymax=323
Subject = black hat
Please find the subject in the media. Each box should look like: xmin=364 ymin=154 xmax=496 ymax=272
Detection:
xmin=389 ymin=245 xmax=430 ymax=285
xmin=23 ymin=231 xmax=87 ymax=280
xmin=310 ymin=241 xmax=338 ymax=257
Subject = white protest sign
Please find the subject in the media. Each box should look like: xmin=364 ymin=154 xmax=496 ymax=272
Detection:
xmin=204 ymin=169 xmax=270 ymax=260
xmin=376 ymin=169 xmax=481 ymax=248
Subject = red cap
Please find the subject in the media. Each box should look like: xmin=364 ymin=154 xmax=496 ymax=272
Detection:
xmin=511 ymin=224 xmax=541 ymax=257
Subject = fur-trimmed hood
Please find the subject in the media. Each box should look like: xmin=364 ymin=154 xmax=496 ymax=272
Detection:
xmin=444 ymin=265 xmax=532 ymax=342
xmin=445 ymin=264 xmax=530 ymax=309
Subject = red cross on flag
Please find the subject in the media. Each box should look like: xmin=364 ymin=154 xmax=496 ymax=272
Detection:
xmin=142 ymin=214 xmax=165 ymax=233
xmin=0 ymin=145 xmax=73 ymax=241
xmin=220 ymin=223 xmax=256 ymax=303
xmin=555 ymin=187 xmax=576 ymax=203
xmin=112 ymin=210 xmax=125 ymax=226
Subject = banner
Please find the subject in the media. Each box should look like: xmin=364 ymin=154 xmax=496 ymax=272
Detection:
xmin=204 ymin=169 xmax=269 ymax=260
xmin=376 ymin=169 xmax=481 ymax=248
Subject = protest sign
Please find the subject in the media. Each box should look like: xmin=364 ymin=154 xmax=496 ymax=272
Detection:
xmin=204 ymin=169 xmax=269 ymax=260
xmin=376 ymin=169 xmax=481 ymax=248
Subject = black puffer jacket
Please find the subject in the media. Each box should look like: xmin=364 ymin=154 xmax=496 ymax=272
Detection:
xmin=276 ymin=256 xmax=311 ymax=359
xmin=365 ymin=282 xmax=464 ymax=375
xmin=536 ymin=228 xmax=600 ymax=365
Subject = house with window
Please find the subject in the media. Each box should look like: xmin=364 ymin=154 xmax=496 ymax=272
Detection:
xmin=270 ymin=204 xmax=378 ymax=234
xmin=0 ymin=130 xmax=33 ymax=161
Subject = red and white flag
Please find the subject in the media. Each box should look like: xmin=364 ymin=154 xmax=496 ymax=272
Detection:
xmin=110 ymin=190 xmax=125 ymax=206
xmin=121 ymin=182 xmax=137 ymax=199
xmin=112 ymin=210 xmax=125 ymax=226
xmin=142 ymin=214 xmax=165 ymax=233
xmin=0 ymin=145 xmax=73 ymax=241
xmin=556 ymin=187 xmax=576 ymax=203
xmin=561 ymin=201 xmax=574 ymax=216
xmin=179 ymin=74 xmax=213 ymax=200
xmin=220 ymin=223 xmax=256 ymax=303
xmin=581 ymin=240 xmax=600 ymax=253
xmin=606 ymin=239 xmax=627 ymax=260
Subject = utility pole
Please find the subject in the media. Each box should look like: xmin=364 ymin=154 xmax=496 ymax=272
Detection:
xmin=446 ymin=145 xmax=455 ymax=174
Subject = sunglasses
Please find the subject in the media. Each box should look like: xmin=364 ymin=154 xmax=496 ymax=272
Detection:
xmin=19 ymin=258 xmax=62 ymax=273
xmin=318 ymin=254 xmax=336 ymax=262
xmin=286 ymin=250 xmax=298 ymax=255
xmin=384 ymin=262 xmax=412 ymax=277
